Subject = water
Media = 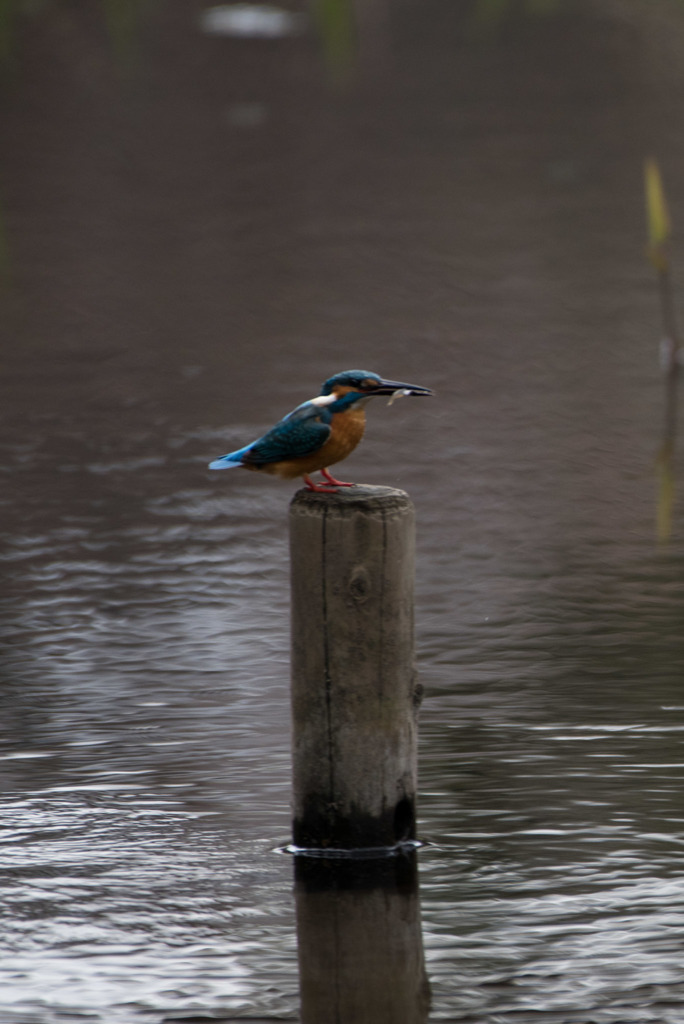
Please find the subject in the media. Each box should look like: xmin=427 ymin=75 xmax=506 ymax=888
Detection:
xmin=4 ymin=0 xmax=684 ymax=1020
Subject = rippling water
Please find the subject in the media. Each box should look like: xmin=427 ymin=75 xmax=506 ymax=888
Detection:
xmin=2 ymin=430 xmax=298 ymax=1022
xmin=4 ymin=0 xmax=684 ymax=1021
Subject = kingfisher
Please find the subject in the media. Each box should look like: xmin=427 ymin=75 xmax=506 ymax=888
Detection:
xmin=208 ymin=369 xmax=434 ymax=492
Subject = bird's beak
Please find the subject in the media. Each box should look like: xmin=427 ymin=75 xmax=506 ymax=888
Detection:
xmin=369 ymin=378 xmax=434 ymax=397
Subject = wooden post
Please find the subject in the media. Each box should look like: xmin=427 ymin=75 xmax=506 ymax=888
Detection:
xmin=289 ymin=484 xmax=421 ymax=850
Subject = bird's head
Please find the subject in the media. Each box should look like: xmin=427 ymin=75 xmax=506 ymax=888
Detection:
xmin=318 ymin=370 xmax=434 ymax=409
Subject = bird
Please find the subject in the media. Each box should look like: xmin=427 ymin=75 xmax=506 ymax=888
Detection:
xmin=208 ymin=369 xmax=434 ymax=492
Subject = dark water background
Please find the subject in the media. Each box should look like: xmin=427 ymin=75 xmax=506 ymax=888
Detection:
xmin=4 ymin=0 xmax=684 ymax=1020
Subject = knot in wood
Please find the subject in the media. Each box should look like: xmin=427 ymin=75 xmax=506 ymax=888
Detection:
xmin=348 ymin=565 xmax=371 ymax=603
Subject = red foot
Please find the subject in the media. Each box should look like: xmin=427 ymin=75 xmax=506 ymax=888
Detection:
xmin=303 ymin=474 xmax=339 ymax=493
xmin=321 ymin=468 xmax=355 ymax=487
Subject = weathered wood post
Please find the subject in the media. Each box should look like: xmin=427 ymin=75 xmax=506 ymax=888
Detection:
xmin=289 ymin=484 xmax=421 ymax=850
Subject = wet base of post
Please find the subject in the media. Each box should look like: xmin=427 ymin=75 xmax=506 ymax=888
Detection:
xmin=289 ymin=484 xmax=421 ymax=851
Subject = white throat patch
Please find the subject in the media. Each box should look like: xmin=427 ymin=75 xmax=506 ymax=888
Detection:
xmin=309 ymin=394 xmax=337 ymax=407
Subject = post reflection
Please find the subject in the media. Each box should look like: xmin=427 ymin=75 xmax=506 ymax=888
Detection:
xmin=645 ymin=159 xmax=681 ymax=542
xmin=294 ymin=851 xmax=430 ymax=1024
xmin=656 ymin=364 xmax=679 ymax=542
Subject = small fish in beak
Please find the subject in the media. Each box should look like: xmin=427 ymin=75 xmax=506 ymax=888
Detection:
xmin=387 ymin=388 xmax=414 ymax=407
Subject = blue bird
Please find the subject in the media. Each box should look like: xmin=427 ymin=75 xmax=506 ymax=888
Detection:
xmin=208 ymin=369 xmax=434 ymax=492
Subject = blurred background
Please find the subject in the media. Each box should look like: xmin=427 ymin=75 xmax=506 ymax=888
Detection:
xmin=4 ymin=0 xmax=684 ymax=1021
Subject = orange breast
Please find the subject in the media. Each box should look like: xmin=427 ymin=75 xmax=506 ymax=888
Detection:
xmin=261 ymin=408 xmax=366 ymax=479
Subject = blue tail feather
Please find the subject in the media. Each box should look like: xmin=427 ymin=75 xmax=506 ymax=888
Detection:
xmin=208 ymin=444 xmax=253 ymax=470
xmin=209 ymin=457 xmax=242 ymax=470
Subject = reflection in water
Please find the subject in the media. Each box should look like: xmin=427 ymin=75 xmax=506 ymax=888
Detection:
xmin=645 ymin=158 xmax=681 ymax=541
xmin=4 ymin=0 xmax=684 ymax=1021
xmin=311 ymin=0 xmax=358 ymax=84
xmin=199 ymin=4 xmax=308 ymax=39
xmin=295 ymin=852 xmax=430 ymax=1024
xmin=656 ymin=373 xmax=679 ymax=542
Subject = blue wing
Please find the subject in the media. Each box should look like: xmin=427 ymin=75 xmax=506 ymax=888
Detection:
xmin=209 ymin=401 xmax=331 ymax=470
